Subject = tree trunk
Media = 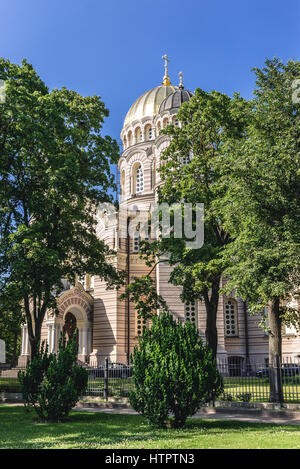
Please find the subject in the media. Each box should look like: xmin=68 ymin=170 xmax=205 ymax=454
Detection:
xmin=27 ymin=314 xmax=43 ymax=360
xmin=204 ymin=276 xmax=221 ymax=359
xmin=11 ymin=329 xmax=19 ymax=368
xmin=268 ymin=297 xmax=283 ymax=404
xmin=24 ymin=293 xmax=49 ymax=361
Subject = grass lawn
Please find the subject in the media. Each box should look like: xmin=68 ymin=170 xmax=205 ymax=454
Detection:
xmin=0 ymin=405 xmax=300 ymax=449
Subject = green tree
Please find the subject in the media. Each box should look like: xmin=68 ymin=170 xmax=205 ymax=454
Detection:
xmin=0 ymin=58 xmax=122 ymax=359
xmin=18 ymin=332 xmax=88 ymax=421
xmin=127 ymin=89 xmax=249 ymax=357
xmin=219 ymin=58 xmax=300 ymax=402
xmin=130 ymin=313 xmax=223 ymax=428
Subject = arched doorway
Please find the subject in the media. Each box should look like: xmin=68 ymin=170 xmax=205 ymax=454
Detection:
xmin=62 ymin=308 xmax=91 ymax=361
xmin=57 ymin=284 xmax=93 ymax=362
xmin=63 ymin=312 xmax=77 ymax=341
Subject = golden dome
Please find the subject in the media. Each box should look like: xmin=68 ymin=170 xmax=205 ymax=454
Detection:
xmin=123 ymin=85 xmax=178 ymax=128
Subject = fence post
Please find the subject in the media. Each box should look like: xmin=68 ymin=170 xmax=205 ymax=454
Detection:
xmin=104 ymin=357 xmax=109 ymax=402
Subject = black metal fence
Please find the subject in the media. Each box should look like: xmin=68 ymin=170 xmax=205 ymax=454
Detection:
xmin=84 ymin=359 xmax=134 ymax=399
xmin=1 ymin=357 xmax=299 ymax=403
xmin=217 ymin=358 xmax=300 ymax=403
xmin=84 ymin=357 xmax=300 ymax=403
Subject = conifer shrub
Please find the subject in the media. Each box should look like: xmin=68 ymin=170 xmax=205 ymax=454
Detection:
xmin=18 ymin=332 xmax=88 ymax=422
xmin=130 ymin=313 xmax=223 ymax=428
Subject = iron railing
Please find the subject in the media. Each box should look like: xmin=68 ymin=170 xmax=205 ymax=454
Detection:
xmin=84 ymin=358 xmax=134 ymax=399
xmin=217 ymin=358 xmax=300 ymax=403
xmin=83 ymin=357 xmax=300 ymax=403
xmin=1 ymin=357 xmax=299 ymax=403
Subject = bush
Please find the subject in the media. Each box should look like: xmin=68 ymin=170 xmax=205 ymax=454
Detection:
xmin=129 ymin=313 xmax=223 ymax=428
xmin=18 ymin=332 xmax=88 ymax=422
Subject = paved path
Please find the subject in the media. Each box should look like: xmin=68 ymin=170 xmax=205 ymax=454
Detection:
xmin=3 ymin=402 xmax=300 ymax=426
xmin=74 ymin=405 xmax=300 ymax=426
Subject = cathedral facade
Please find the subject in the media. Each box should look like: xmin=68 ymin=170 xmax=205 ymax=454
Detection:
xmin=18 ymin=61 xmax=300 ymax=369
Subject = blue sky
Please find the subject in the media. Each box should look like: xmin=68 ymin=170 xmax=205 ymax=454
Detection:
xmin=1 ymin=0 xmax=299 ymax=146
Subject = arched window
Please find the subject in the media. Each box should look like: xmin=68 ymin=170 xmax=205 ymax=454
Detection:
xmin=182 ymin=149 xmax=193 ymax=166
xmin=133 ymin=163 xmax=144 ymax=194
xmin=120 ymin=170 xmax=125 ymax=196
xmin=182 ymin=155 xmax=190 ymax=165
xmin=135 ymin=127 xmax=142 ymax=144
xmin=123 ymin=135 xmax=127 ymax=150
xmin=184 ymin=301 xmax=198 ymax=327
xmin=136 ymin=313 xmax=147 ymax=337
xmin=152 ymin=159 xmax=156 ymax=188
xmin=128 ymin=131 xmax=133 ymax=147
xmin=224 ymin=299 xmax=238 ymax=337
xmin=163 ymin=117 xmax=169 ymax=128
xmin=157 ymin=121 xmax=161 ymax=133
xmin=145 ymin=124 xmax=153 ymax=141
xmin=172 ymin=116 xmax=179 ymax=127
xmin=133 ymin=232 xmax=140 ymax=252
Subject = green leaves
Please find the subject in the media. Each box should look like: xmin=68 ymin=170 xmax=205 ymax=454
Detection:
xmin=220 ymin=58 xmax=300 ymax=315
xmin=0 ymin=58 xmax=122 ymax=357
xmin=18 ymin=332 xmax=88 ymax=422
xmin=121 ymin=275 xmax=168 ymax=321
xmin=130 ymin=313 xmax=223 ymax=428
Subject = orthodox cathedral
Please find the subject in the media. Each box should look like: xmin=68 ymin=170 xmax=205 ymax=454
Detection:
xmin=18 ymin=57 xmax=300 ymax=370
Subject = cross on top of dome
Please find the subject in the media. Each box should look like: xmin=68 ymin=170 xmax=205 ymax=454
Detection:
xmin=179 ymin=71 xmax=184 ymax=89
xmin=162 ymin=54 xmax=171 ymax=86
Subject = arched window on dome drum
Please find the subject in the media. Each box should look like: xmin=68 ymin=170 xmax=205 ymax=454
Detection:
xmin=172 ymin=116 xmax=179 ymax=127
xmin=145 ymin=124 xmax=153 ymax=141
xmin=184 ymin=301 xmax=198 ymax=327
xmin=135 ymin=127 xmax=142 ymax=144
xmin=224 ymin=299 xmax=238 ymax=337
xmin=123 ymin=135 xmax=127 ymax=150
xmin=128 ymin=131 xmax=133 ymax=147
xmin=157 ymin=121 xmax=161 ymax=134
xmin=163 ymin=117 xmax=169 ymax=128
xmin=182 ymin=155 xmax=190 ymax=165
xmin=132 ymin=163 xmax=144 ymax=194
xmin=182 ymin=149 xmax=193 ymax=166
